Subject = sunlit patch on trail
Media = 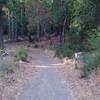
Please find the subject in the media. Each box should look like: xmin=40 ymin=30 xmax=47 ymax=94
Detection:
xmin=32 ymin=63 xmax=63 ymax=68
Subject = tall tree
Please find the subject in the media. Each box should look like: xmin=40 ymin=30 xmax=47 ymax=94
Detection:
xmin=8 ymin=0 xmax=18 ymax=41
xmin=51 ymin=0 xmax=67 ymax=45
xmin=0 ymin=0 xmax=7 ymax=49
xmin=25 ymin=0 xmax=50 ymax=41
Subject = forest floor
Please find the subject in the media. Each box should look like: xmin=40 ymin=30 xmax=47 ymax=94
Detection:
xmin=60 ymin=59 xmax=100 ymax=100
xmin=0 ymin=41 xmax=100 ymax=100
xmin=0 ymin=42 xmax=75 ymax=100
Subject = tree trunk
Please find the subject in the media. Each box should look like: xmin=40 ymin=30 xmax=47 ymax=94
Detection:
xmin=0 ymin=19 xmax=4 ymax=49
xmin=36 ymin=23 xmax=40 ymax=41
xmin=60 ymin=16 xmax=67 ymax=45
xmin=8 ymin=11 xmax=18 ymax=41
xmin=20 ymin=7 xmax=24 ymax=38
xmin=14 ymin=11 xmax=18 ymax=41
xmin=11 ymin=12 xmax=14 ymax=41
xmin=8 ymin=14 xmax=12 ymax=40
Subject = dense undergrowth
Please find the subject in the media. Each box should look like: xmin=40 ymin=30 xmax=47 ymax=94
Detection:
xmin=0 ymin=48 xmax=28 ymax=75
xmin=0 ymin=57 xmax=13 ymax=74
xmin=15 ymin=48 xmax=28 ymax=61
xmin=81 ymin=37 xmax=100 ymax=77
xmin=55 ymin=36 xmax=100 ymax=78
xmin=81 ymin=52 xmax=100 ymax=77
xmin=0 ymin=0 xmax=100 ymax=79
xmin=55 ymin=44 xmax=75 ymax=58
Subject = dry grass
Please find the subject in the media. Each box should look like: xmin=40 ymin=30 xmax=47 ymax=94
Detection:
xmin=60 ymin=59 xmax=100 ymax=100
xmin=0 ymin=42 xmax=35 ymax=100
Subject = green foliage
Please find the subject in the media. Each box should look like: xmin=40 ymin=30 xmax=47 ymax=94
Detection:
xmin=15 ymin=48 xmax=28 ymax=61
xmin=0 ymin=49 xmax=5 ymax=56
xmin=6 ymin=0 xmax=100 ymax=52
xmin=55 ymin=44 xmax=74 ymax=58
xmin=81 ymin=52 xmax=100 ymax=77
xmin=2 ymin=0 xmax=100 ymax=57
xmin=81 ymin=54 xmax=96 ymax=77
xmin=25 ymin=0 xmax=50 ymax=34
xmin=67 ymin=0 xmax=97 ymax=51
xmin=0 ymin=58 xmax=12 ymax=74
xmin=51 ymin=0 xmax=65 ymax=25
xmin=8 ymin=0 xmax=27 ymax=37
xmin=90 ymin=39 xmax=100 ymax=51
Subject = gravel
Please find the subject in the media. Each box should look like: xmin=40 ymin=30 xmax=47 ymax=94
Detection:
xmin=60 ymin=59 xmax=100 ymax=100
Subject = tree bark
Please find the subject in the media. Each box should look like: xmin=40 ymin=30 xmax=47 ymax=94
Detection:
xmin=8 ymin=11 xmax=18 ymax=41
xmin=14 ymin=11 xmax=18 ymax=41
xmin=61 ymin=16 xmax=67 ymax=45
xmin=0 ymin=19 xmax=4 ymax=49
xmin=20 ymin=6 xmax=24 ymax=38
xmin=8 ymin=14 xmax=12 ymax=40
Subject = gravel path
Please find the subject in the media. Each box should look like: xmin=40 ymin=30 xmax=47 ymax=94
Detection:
xmin=15 ymin=49 xmax=75 ymax=100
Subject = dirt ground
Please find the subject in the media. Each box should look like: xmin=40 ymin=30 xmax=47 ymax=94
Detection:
xmin=0 ymin=42 xmax=36 ymax=100
xmin=0 ymin=42 xmax=100 ymax=100
xmin=0 ymin=41 xmax=58 ymax=100
xmin=60 ymin=59 xmax=100 ymax=100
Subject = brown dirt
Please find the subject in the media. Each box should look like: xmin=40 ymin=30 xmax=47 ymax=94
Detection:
xmin=0 ymin=41 xmax=100 ymax=100
xmin=0 ymin=41 xmax=58 ymax=100
xmin=60 ymin=59 xmax=100 ymax=100
xmin=0 ymin=42 xmax=36 ymax=100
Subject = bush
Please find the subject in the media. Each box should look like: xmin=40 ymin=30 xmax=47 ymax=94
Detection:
xmin=91 ymin=37 xmax=100 ymax=50
xmin=55 ymin=44 xmax=74 ymax=58
xmin=0 ymin=59 xmax=13 ymax=74
xmin=0 ymin=49 xmax=5 ymax=56
xmin=81 ymin=52 xmax=100 ymax=77
xmin=15 ymin=48 xmax=28 ymax=61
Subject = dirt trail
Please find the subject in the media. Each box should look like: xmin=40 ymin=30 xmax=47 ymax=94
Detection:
xmin=15 ymin=49 xmax=76 ymax=100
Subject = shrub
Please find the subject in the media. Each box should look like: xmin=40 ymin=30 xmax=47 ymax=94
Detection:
xmin=0 ymin=59 xmax=13 ymax=74
xmin=0 ymin=49 xmax=5 ymax=56
xmin=55 ymin=44 xmax=74 ymax=58
xmin=81 ymin=52 xmax=100 ymax=77
xmin=15 ymin=48 xmax=28 ymax=61
xmin=91 ymin=37 xmax=100 ymax=50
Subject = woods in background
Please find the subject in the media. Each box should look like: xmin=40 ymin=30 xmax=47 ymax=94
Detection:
xmin=0 ymin=0 xmax=100 ymax=51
